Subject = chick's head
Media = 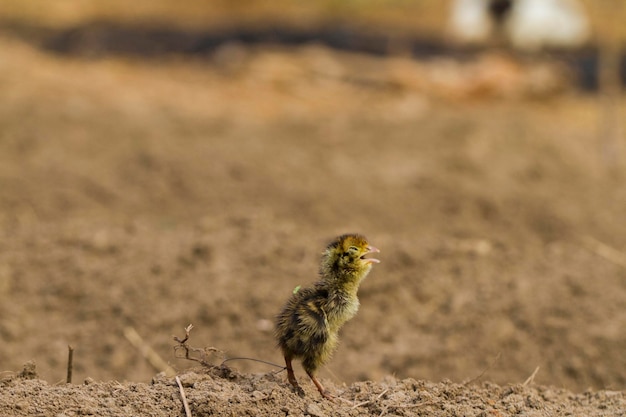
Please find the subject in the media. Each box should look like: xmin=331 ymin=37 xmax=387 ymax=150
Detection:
xmin=320 ymin=234 xmax=380 ymax=285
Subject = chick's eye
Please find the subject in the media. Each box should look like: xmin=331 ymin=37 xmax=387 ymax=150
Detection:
xmin=348 ymin=246 xmax=359 ymax=253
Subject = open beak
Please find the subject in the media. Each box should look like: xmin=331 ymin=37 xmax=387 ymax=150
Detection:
xmin=361 ymin=246 xmax=380 ymax=264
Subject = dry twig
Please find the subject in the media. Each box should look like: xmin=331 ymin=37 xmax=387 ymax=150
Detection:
xmin=173 ymin=324 xmax=223 ymax=366
xmin=124 ymin=326 xmax=176 ymax=376
xmin=351 ymin=388 xmax=389 ymax=409
xmin=173 ymin=324 xmax=194 ymax=345
xmin=176 ymin=376 xmax=192 ymax=417
xmin=464 ymin=351 xmax=502 ymax=386
xmin=523 ymin=366 xmax=540 ymax=387
xmin=173 ymin=324 xmax=283 ymax=373
xmin=66 ymin=345 xmax=74 ymax=384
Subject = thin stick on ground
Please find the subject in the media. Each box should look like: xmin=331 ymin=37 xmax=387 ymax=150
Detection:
xmin=173 ymin=324 xmax=224 ymax=366
xmin=464 ymin=351 xmax=502 ymax=386
xmin=523 ymin=366 xmax=540 ymax=387
xmin=173 ymin=324 xmax=194 ymax=345
xmin=176 ymin=376 xmax=192 ymax=417
xmin=351 ymin=388 xmax=389 ymax=409
xmin=220 ymin=357 xmax=285 ymax=370
xmin=173 ymin=325 xmax=282 ymax=372
xmin=66 ymin=345 xmax=74 ymax=384
xmin=124 ymin=326 xmax=176 ymax=376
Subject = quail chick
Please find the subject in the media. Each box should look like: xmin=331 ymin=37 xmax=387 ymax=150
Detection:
xmin=274 ymin=234 xmax=380 ymax=399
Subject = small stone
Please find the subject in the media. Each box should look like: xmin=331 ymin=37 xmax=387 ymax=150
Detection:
xmin=15 ymin=401 xmax=30 ymax=411
xmin=306 ymin=402 xmax=326 ymax=417
xmin=251 ymin=390 xmax=265 ymax=400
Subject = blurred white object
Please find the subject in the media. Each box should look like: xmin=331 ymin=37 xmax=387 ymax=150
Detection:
xmin=449 ymin=0 xmax=496 ymax=44
xmin=507 ymin=0 xmax=589 ymax=50
xmin=448 ymin=0 xmax=590 ymax=50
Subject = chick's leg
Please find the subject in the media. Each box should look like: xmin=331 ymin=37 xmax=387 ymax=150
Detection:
xmin=284 ymin=355 xmax=298 ymax=387
xmin=284 ymin=355 xmax=305 ymax=397
xmin=306 ymin=370 xmax=334 ymax=400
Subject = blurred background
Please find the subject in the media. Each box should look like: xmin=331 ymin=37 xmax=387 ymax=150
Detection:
xmin=0 ymin=0 xmax=625 ymax=391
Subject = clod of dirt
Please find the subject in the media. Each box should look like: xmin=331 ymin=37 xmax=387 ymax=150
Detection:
xmin=17 ymin=361 xmax=37 ymax=380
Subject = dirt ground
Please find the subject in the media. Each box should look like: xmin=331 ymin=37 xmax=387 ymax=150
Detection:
xmin=1 ymin=364 xmax=625 ymax=417
xmin=1 ymin=5 xmax=626 ymax=415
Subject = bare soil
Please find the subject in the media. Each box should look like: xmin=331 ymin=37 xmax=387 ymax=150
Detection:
xmin=1 ymin=364 xmax=625 ymax=417
xmin=0 ymin=15 xmax=625 ymax=416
